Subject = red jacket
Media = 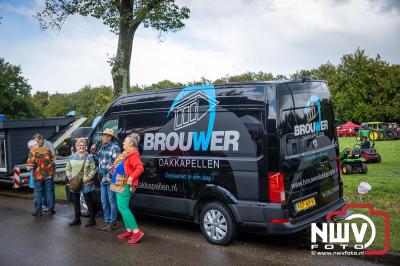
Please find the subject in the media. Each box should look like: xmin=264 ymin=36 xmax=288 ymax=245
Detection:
xmin=124 ymin=150 xmax=144 ymax=187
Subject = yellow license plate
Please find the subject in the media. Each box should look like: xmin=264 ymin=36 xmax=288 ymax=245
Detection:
xmin=295 ymin=197 xmax=316 ymax=212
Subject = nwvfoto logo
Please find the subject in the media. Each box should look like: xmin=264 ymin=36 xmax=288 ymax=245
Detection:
xmin=169 ymin=90 xmax=219 ymax=131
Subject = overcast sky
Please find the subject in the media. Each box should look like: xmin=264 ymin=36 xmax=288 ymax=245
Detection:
xmin=0 ymin=0 xmax=399 ymax=94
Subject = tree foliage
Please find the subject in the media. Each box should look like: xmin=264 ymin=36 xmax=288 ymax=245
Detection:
xmin=305 ymin=49 xmax=400 ymax=123
xmin=32 ymin=85 xmax=114 ymax=125
xmin=0 ymin=58 xmax=36 ymax=119
xmin=35 ymin=0 xmax=190 ymax=96
xmin=2 ymin=49 xmax=399 ymax=124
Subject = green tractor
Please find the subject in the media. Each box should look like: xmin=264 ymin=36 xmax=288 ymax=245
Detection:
xmin=357 ymin=122 xmax=398 ymax=141
xmin=339 ymin=148 xmax=368 ymax=175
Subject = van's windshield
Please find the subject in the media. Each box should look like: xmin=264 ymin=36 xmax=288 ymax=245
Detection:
xmin=277 ymin=81 xmax=336 ymax=157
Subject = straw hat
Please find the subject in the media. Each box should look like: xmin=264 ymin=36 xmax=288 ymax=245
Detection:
xmin=99 ymin=128 xmax=118 ymax=140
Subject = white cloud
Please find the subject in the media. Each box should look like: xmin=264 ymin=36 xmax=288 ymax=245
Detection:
xmin=0 ymin=0 xmax=399 ymax=93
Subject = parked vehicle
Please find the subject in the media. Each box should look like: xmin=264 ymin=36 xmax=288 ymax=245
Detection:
xmin=353 ymin=140 xmax=381 ymax=163
xmin=387 ymin=123 xmax=400 ymax=139
xmin=336 ymin=121 xmax=360 ymax=137
xmin=0 ymin=115 xmax=87 ymax=187
xmin=339 ymin=148 xmax=368 ymax=175
xmin=336 ymin=126 xmax=357 ymax=137
xmin=67 ymin=80 xmax=345 ymax=245
xmin=358 ymin=122 xmax=398 ymax=141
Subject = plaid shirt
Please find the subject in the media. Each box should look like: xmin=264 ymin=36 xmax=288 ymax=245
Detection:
xmin=93 ymin=140 xmax=121 ymax=184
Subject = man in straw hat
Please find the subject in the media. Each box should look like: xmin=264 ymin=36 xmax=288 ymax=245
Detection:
xmin=91 ymin=128 xmax=121 ymax=231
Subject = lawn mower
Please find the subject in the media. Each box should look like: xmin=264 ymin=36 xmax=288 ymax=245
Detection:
xmin=353 ymin=138 xmax=381 ymax=163
xmin=339 ymin=148 xmax=368 ymax=175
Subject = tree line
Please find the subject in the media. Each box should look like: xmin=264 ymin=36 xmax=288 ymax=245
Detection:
xmin=1 ymin=48 xmax=399 ymax=126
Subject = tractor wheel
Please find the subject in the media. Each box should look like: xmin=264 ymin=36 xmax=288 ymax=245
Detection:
xmin=384 ymin=129 xmax=396 ymax=140
xmin=376 ymin=154 xmax=381 ymax=163
xmin=368 ymin=130 xmax=379 ymax=141
xmin=359 ymin=163 xmax=368 ymax=174
xmin=342 ymin=164 xmax=352 ymax=175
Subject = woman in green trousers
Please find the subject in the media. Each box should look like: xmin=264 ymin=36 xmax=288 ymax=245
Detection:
xmin=110 ymin=133 xmax=144 ymax=244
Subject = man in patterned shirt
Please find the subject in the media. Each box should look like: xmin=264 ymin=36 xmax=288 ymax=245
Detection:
xmin=27 ymin=141 xmax=56 ymax=216
xmin=91 ymin=128 xmax=121 ymax=231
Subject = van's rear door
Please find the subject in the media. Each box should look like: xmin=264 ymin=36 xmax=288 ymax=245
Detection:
xmin=277 ymin=81 xmax=341 ymax=220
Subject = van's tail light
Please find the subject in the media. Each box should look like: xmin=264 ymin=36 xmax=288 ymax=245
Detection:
xmin=268 ymin=172 xmax=286 ymax=203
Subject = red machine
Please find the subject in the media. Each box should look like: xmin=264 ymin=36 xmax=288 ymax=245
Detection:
xmin=336 ymin=121 xmax=360 ymax=137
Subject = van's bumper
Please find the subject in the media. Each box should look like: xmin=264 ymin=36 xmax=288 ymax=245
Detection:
xmin=229 ymin=197 xmax=346 ymax=234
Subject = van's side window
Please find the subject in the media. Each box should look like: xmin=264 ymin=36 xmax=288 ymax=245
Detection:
xmin=124 ymin=112 xmax=167 ymax=150
xmin=102 ymin=119 xmax=119 ymax=133
xmin=92 ymin=118 xmax=119 ymax=144
xmin=232 ymin=110 xmax=265 ymax=157
xmin=125 ymin=113 xmax=166 ymax=134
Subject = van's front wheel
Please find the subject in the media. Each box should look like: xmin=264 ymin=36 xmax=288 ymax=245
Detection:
xmin=200 ymin=202 xmax=236 ymax=245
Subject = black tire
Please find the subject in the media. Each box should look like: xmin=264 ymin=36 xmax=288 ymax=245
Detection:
xmin=359 ymin=163 xmax=368 ymax=174
xmin=376 ymin=154 xmax=381 ymax=163
xmin=384 ymin=129 xmax=396 ymax=140
xmin=199 ymin=202 xmax=237 ymax=245
xmin=342 ymin=164 xmax=352 ymax=175
xmin=80 ymin=193 xmax=89 ymax=217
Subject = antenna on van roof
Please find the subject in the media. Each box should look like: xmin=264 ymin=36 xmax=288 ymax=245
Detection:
xmin=300 ymin=77 xmax=310 ymax=82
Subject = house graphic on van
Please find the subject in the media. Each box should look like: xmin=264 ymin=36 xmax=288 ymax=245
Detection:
xmin=170 ymin=91 xmax=219 ymax=131
xmin=305 ymin=95 xmax=321 ymax=124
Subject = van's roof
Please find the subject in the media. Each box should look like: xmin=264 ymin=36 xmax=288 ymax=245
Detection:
xmin=116 ymin=79 xmax=327 ymax=101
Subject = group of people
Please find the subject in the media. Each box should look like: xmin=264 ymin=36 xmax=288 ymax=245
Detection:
xmin=27 ymin=129 xmax=145 ymax=245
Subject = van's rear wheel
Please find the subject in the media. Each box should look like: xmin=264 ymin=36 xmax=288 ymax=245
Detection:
xmin=200 ymin=202 xmax=236 ymax=245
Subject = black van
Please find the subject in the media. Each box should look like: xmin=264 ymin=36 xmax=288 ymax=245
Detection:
xmin=76 ymin=80 xmax=345 ymax=245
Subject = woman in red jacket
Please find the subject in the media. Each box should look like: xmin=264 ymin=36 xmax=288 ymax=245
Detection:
xmin=110 ymin=133 xmax=144 ymax=244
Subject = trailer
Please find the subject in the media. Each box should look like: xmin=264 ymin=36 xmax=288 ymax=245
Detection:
xmin=0 ymin=115 xmax=87 ymax=188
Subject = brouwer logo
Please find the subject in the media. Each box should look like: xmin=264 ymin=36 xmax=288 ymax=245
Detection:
xmin=294 ymin=95 xmax=328 ymax=137
xmin=143 ymin=85 xmax=240 ymax=152
xmin=305 ymin=95 xmax=321 ymax=123
xmin=310 ymin=204 xmax=390 ymax=256
xmin=169 ymin=90 xmax=219 ymax=131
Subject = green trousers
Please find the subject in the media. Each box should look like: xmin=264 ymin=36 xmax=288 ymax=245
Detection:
xmin=116 ymin=185 xmax=138 ymax=231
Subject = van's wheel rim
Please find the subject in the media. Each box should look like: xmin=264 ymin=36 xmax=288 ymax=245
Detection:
xmin=203 ymin=209 xmax=228 ymax=241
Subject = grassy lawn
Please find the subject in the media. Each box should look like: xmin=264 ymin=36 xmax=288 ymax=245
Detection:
xmin=338 ymin=137 xmax=400 ymax=253
xmin=55 ymin=184 xmax=67 ymax=200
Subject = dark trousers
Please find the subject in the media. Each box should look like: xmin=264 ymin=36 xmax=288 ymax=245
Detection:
xmin=72 ymin=192 xmax=96 ymax=221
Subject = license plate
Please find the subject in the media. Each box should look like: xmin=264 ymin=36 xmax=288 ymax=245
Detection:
xmin=295 ymin=197 xmax=316 ymax=212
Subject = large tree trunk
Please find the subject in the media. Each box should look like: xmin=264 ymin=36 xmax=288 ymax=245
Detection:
xmin=112 ymin=0 xmax=137 ymax=97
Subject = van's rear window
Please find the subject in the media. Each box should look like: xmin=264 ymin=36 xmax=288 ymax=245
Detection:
xmin=277 ymin=82 xmax=336 ymax=156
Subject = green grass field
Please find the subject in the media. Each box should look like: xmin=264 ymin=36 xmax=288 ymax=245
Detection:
xmin=55 ymin=184 xmax=67 ymax=200
xmin=338 ymin=137 xmax=400 ymax=253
